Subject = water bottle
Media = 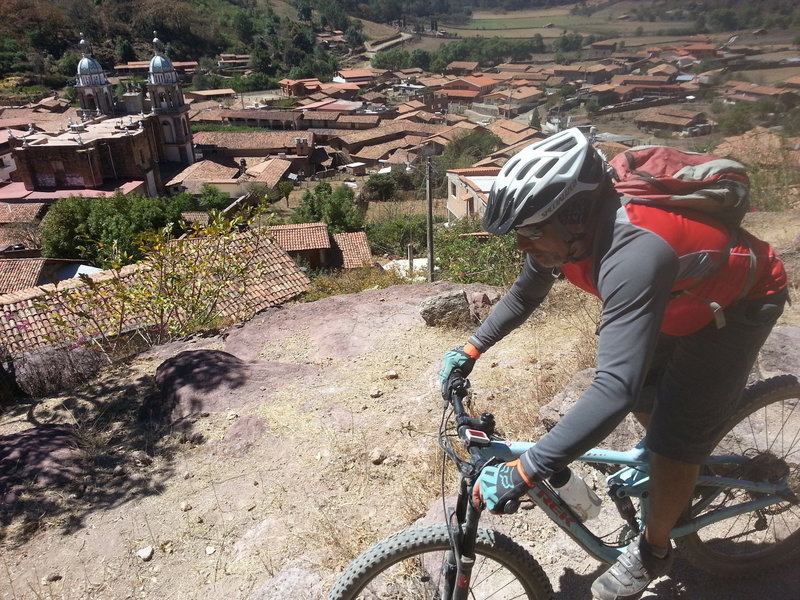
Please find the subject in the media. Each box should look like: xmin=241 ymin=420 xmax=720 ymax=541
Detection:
xmin=549 ymin=468 xmax=602 ymax=522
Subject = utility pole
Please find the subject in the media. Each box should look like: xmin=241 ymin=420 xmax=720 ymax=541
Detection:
xmin=425 ymin=157 xmax=434 ymax=282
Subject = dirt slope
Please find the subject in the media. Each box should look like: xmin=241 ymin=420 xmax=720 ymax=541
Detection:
xmin=1 ymin=211 xmax=799 ymax=600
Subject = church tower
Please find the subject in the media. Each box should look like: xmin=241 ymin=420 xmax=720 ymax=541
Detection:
xmin=146 ymin=33 xmax=194 ymax=165
xmin=75 ymin=35 xmax=115 ymax=118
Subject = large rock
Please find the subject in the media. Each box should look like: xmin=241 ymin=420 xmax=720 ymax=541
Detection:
xmin=418 ymin=290 xmax=475 ymax=328
xmin=148 ymin=349 xmax=323 ymax=428
xmin=419 ymin=289 xmax=473 ymax=327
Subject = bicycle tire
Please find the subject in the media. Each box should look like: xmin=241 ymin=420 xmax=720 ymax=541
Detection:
xmin=676 ymin=374 xmax=800 ymax=576
xmin=328 ymin=523 xmax=554 ymax=600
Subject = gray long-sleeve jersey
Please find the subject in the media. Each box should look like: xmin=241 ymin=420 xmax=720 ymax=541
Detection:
xmin=467 ymin=205 xmax=703 ymax=481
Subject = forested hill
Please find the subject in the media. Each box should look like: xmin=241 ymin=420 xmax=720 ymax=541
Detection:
xmin=1 ymin=0 xmax=798 ymax=101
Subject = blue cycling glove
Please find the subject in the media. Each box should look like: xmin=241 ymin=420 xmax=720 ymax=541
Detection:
xmin=473 ymin=460 xmax=535 ymax=515
xmin=439 ymin=343 xmax=480 ymax=395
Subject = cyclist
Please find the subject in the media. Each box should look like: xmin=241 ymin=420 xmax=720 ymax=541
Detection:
xmin=439 ymin=127 xmax=789 ymax=600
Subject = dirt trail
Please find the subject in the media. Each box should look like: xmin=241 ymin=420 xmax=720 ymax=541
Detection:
xmin=1 ymin=211 xmax=799 ymax=600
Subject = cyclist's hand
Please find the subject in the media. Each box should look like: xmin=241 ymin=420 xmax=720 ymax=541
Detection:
xmin=473 ymin=460 xmax=534 ymax=515
xmin=439 ymin=343 xmax=480 ymax=395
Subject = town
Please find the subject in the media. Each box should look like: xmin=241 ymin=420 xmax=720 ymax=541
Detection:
xmin=2 ymin=21 xmax=798 ymax=360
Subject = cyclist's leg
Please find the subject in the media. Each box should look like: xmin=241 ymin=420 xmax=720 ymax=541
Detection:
xmin=593 ymin=293 xmax=786 ymax=599
xmin=644 ymin=292 xmax=787 ymax=546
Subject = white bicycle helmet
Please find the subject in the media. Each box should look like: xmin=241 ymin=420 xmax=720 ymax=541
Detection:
xmin=483 ymin=127 xmax=608 ymax=235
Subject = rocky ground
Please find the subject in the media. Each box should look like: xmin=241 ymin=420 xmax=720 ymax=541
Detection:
xmin=0 ymin=211 xmax=799 ymax=600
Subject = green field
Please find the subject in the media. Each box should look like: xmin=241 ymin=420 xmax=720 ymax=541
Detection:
xmin=445 ymin=4 xmax=696 ymax=41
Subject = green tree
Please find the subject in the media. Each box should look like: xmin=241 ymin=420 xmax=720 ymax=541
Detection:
xmin=115 ymin=37 xmax=136 ymax=63
xmin=290 ymin=182 xmax=363 ymax=233
xmin=276 ymin=181 xmax=294 ymax=206
xmin=371 ymin=48 xmax=409 ymax=71
xmin=718 ymin=103 xmax=754 ymax=136
xmin=409 ymin=49 xmax=431 ymax=70
xmin=435 ymin=216 xmax=520 ymax=286
xmin=40 ymin=195 xmax=92 ymax=260
xmin=707 ymin=9 xmax=739 ymax=32
xmin=198 ymin=184 xmax=230 ymax=211
xmin=41 ymin=193 xmax=188 ymax=268
xmin=364 ymin=173 xmax=397 ymax=202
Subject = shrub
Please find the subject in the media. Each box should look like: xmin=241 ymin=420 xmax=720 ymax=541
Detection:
xmin=301 ymin=268 xmax=409 ymax=302
xmin=435 ymin=217 xmax=521 ymax=287
xmin=366 ymin=214 xmax=428 ymax=257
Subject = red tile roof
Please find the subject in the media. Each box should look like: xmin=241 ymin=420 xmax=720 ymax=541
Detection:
xmin=0 ymin=258 xmax=46 ymax=293
xmin=269 ymin=222 xmax=331 ymax=252
xmin=0 ymin=202 xmax=48 ymax=224
xmin=0 ymin=233 xmax=310 ymax=357
xmin=331 ymin=232 xmax=373 ymax=269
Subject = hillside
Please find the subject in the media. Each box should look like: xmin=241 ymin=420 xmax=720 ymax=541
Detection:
xmin=0 ymin=210 xmax=798 ymax=599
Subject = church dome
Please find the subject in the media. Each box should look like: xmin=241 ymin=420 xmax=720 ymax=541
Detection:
xmin=149 ymin=53 xmax=174 ymax=74
xmin=77 ymin=55 xmax=105 ymax=76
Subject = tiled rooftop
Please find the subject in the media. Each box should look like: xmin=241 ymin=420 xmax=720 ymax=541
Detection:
xmin=0 ymin=202 xmax=48 ymax=224
xmin=0 ymin=258 xmax=46 ymax=294
xmin=331 ymin=232 xmax=373 ymax=269
xmin=269 ymin=222 xmax=331 ymax=252
xmin=193 ymin=131 xmax=316 ymax=149
xmin=0 ymin=233 xmax=310 ymax=357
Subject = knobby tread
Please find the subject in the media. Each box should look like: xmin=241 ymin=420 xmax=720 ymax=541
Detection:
xmin=328 ymin=523 xmax=554 ymax=600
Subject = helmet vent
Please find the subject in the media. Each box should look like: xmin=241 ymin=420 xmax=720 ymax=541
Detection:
xmin=534 ymin=157 xmax=558 ymax=179
xmin=547 ymin=136 xmax=578 ymax=152
xmin=515 ymin=159 xmax=538 ymax=181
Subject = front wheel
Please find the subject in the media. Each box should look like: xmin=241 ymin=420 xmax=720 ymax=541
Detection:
xmin=328 ymin=523 xmax=554 ymax=600
xmin=676 ymin=375 xmax=800 ymax=577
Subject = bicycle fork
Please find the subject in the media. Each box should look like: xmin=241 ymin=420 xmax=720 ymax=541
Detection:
xmin=443 ymin=476 xmax=483 ymax=600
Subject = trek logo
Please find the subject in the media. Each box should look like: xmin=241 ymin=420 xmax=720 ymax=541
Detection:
xmin=538 ymin=178 xmax=578 ymax=221
xmin=535 ymin=488 xmax=574 ymax=527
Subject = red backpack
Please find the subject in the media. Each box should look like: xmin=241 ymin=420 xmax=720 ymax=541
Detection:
xmin=607 ymin=145 xmax=757 ymax=324
xmin=608 ymin=145 xmax=750 ymax=230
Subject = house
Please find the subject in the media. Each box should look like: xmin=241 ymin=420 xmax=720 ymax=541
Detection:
xmin=7 ymin=117 xmax=159 ymax=196
xmin=268 ymin=222 xmax=331 ymax=269
xmin=485 ymin=120 xmax=540 ymax=146
xmin=185 ymin=89 xmax=238 ymax=101
xmin=445 ymin=61 xmax=480 ymax=76
xmin=445 ymin=167 xmax=500 ymax=220
xmin=0 ymin=232 xmax=310 ymax=357
xmin=682 ymin=43 xmax=717 ymax=60
xmin=482 ymin=87 xmax=544 ymax=117
xmin=216 ymin=53 xmax=250 ymax=72
xmin=268 ymin=222 xmax=372 ymax=271
xmin=0 ymin=257 xmax=101 ymax=295
xmin=279 ymin=78 xmax=324 ymax=97
xmin=721 ymin=81 xmax=798 ymax=106
xmin=165 ymin=159 xmax=239 ymax=195
xmin=633 ymin=108 xmax=709 ymax=133
xmin=192 ymin=131 xmax=314 ymax=176
xmin=588 ymin=40 xmax=618 ymax=58
xmin=330 ymin=231 xmax=373 ymax=269
xmin=333 ymin=69 xmax=377 ymax=87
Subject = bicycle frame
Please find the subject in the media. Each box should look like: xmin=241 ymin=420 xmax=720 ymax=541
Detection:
xmin=463 ymin=438 xmax=795 ymax=565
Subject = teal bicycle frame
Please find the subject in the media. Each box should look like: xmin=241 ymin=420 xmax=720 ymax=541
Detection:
xmin=473 ymin=438 xmax=794 ymax=565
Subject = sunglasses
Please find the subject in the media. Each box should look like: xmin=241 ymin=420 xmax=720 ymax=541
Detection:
xmin=514 ymin=222 xmax=548 ymax=240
